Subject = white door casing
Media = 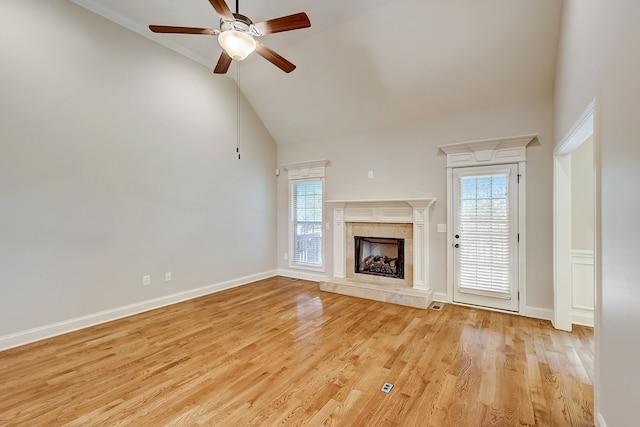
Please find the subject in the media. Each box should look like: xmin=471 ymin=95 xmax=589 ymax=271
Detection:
xmin=554 ymin=103 xmax=595 ymax=331
xmin=439 ymin=134 xmax=534 ymax=312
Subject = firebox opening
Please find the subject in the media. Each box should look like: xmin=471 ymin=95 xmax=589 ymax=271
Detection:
xmin=354 ymin=236 xmax=404 ymax=279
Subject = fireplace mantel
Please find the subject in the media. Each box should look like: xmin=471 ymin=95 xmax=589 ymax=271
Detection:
xmin=326 ymin=198 xmax=435 ymax=291
xmin=326 ymin=199 xmax=434 ymax=224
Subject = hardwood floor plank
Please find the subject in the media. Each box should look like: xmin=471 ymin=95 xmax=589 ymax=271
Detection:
xmin=0 ymin=277 xmax=594 ymax=426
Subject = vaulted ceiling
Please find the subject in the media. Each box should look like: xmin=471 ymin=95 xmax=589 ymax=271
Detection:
xmin=71 ymin=0 xmax=563 ymax=145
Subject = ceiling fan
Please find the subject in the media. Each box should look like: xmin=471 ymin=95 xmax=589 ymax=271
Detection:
xmin=149 ymin=0 xmax=311 ymax=74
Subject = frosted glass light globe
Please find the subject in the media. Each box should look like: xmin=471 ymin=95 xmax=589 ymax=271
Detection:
xmin=218 ymin=30 xmax=257 ymax=61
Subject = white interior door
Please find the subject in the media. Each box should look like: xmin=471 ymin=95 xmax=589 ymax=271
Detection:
xmin=452 ymin=164 xmax=519 ymax=312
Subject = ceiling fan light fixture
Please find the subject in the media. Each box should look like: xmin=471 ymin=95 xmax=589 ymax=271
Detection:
xmin=218 ymin=30 xmax=256 ymax=61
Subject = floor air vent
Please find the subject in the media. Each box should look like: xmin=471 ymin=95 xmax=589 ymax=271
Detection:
xmin=430 ymin=302 xmax=444 ymax=311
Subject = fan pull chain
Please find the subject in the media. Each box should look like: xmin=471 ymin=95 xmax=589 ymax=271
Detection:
xmin=236 ymin=61 xmax=241 ymax=160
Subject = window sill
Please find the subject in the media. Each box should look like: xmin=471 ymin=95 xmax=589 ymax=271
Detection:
xmin=289 ymin=263 xmax=325 ymax=274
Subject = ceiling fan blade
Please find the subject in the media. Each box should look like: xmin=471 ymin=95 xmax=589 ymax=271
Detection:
xmin=208 ymin=0 xmax=234 ymax=21
xmin=255 ymin=44 xmax=296 ymax=73
xmin=149 ymin=25 xmax=216 ymax=35
xmin=254 ymin=12 xmax=311 ymax=35
xmin=213 ymin=51 xmax=233 ymax=74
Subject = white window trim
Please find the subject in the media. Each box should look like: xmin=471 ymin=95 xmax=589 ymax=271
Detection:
xmin=439 ymin=135 xmax=535 ymax=314
xmin=284 ymin=160 xmax=329 ymax=273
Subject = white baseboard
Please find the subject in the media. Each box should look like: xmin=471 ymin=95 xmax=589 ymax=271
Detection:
xmin=277 ymin=268 xmax=329 ymax=282
xmin=572 ymin=308 xmax=594 ymax=327
xmin=0 ymin=270 xmax=278 ymax=352
xmin=596 ymin=412 xmax=607 ymax=427
xmin=524 ymin=306 xmax=554 ymax=321
xmin=432 ymin=291 xmax=449 ymax=303
xmin=425 ymin=292 xmax=554 ymax=322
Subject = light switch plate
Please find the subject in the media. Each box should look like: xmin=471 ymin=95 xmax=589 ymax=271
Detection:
xmin=437 ymin=224 xmax=447 ymax=233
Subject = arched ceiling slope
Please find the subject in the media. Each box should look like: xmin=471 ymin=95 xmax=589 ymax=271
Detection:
xmin=72 ymin=0 xmax=563 ymax=145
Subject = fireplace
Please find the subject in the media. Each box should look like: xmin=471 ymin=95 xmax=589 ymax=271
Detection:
xmin=320 ymin=198 xmax=435 ymax=309
xmin=354 ymin=236 xmax=404 ymax=279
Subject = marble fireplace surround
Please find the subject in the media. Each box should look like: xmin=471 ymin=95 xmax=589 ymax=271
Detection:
xmin=320 ymin=199 xmax=435 ymax=309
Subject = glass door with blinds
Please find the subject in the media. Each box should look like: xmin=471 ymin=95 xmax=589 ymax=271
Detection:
xmin=452 ymin=164 xmax=519 ymax=312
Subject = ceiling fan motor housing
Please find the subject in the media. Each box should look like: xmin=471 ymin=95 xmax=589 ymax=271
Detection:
xmin=221 ymin=14 xmax=255 ymax=34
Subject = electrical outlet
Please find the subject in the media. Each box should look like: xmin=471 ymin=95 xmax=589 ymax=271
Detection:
xmin=368 ymin=170 xmax=374 ymax=179
xmin=381 ymin=383 xmax=394 ymax=393
xmin=437 ymin=223 xmax=447 ymax=233
xmin=165 ymin=272 xmax=172 ymax=282
xmin=284 ymin=253 xmax=288 ymax=260
xmin=142 ymin=275 xmax=151 ymax=286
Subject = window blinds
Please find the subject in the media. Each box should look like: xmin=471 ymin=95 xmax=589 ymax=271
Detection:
xmin=291 ymin=180 xmax=323 ymax=267
xmin=457 ymin=173 xmax=511 ymax=295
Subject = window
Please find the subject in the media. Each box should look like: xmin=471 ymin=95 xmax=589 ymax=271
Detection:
xmin=283 ymin=159 xmax=329 ymax=271
xmin=290 ymin=179 xmax=323 ymax=269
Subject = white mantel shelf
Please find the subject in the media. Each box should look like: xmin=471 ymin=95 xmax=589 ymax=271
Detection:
xmin=326 ymin=198 xmax=435 ymax=205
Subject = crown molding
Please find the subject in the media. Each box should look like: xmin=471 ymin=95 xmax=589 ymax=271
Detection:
xmin=438 ymin=134 xmax=536 ymax=167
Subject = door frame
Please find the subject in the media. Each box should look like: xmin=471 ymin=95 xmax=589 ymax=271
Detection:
xmin=553 ymin=101 xmax=596 ymax=331
xmin=440 ymin=135 xmax=535 ymax=313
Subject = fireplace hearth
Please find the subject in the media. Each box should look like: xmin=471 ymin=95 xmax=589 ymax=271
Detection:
xmin=355 ymin=236 xmax=404 ymax=279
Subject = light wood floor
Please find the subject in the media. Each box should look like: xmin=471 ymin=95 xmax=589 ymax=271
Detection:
xmin=0 ymin=277 xmax=594 ymax=426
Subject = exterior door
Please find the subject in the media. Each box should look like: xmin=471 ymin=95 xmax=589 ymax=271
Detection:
xmin=452 ymin=164 xmax=519 ymax=311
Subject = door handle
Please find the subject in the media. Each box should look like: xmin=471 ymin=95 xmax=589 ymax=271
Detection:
xmin=454 ymin=243 xmax=460 ymax=248
xmin=455 ymin=234 xmax=460 ymax=239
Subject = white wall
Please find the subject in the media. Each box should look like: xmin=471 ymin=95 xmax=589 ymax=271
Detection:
xmin=277 ymin=96 xmax=555 ymax=311
xmin=555 ymin=1 xmax=640 ymax=425
xmin=0 ymin=1 xmax=277 ymax=343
